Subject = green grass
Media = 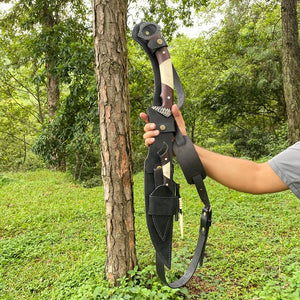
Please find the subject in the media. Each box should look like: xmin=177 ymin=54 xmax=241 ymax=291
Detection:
xmin=0 ymin=169 xmax=299 ymax=299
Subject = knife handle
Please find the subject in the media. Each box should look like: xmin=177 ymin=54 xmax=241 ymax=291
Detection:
xmin=135 ymin=21 xmax=174 ymax=109
xmin=155 ymin=46 xmax=174 ymax=109
xmin=157 ymin=142 xmax=172 ymax=187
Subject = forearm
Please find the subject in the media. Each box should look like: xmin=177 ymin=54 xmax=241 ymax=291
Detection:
xmin=194 ymin=145 xmax=288 ymax=194
xmin=141 ymin=105 xmax=288 ymax=195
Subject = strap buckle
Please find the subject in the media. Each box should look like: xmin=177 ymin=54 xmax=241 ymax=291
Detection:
xmin=200 ymin=206 xmax=212 ymax=234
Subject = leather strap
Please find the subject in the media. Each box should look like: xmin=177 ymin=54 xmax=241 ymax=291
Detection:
xmin=156 ymin=206 xmax=211 ymax=288
xmin=155 ymin=133 xmax=212 ymax=288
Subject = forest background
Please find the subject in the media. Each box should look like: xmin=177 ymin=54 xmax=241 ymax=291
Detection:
xmin=1 ymin=0 xmax=300 ymax=299
xmin=0 ymin=0 xmax=296 ymax=182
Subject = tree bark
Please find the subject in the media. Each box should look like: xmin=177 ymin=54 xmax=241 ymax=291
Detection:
xmin=41 ymin=3 xmax=65 ymax=170
xmin=46 ymin=72 xmax=60 ymax=119
xmin=36 ymin=82 xmax=44 ymax=124
xmin=281 ymin=0 xmax=300 ymax=144
xmin=93 ymin=0 xmax=137 ymax=284
xmin=42 ymin=3 xmax=60 ymax=120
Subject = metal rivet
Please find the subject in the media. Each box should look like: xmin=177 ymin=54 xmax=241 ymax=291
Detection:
xmin=157 ymin=38 xmax=163 ymax=45
xmin=145 ymin=31 xmax=150 ymax=35
xmin=202 ymin=227 xmax=205 ymax=232
xmin=203 ymin=212 xmax=206 ymax=216
xmin=160 ymin=125 xmax=166 ymax=131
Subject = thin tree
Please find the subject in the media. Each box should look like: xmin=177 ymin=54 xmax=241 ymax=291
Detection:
xmin=41 ymin=2 xmax=60 ymax=120
xmin=281 ymin=0 xmax=300 ymax=144
xmin=93 ymin=0 xmax=137 ymax=284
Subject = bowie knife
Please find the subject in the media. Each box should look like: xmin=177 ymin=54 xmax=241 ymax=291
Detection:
xmin=134 ymin=22 xmax=179 ymax=268
xmin=132 ymin=21 xmax=211 ymax=288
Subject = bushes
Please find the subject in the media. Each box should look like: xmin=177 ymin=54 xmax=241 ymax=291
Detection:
xmin=93 ymin=266 xmax=189 ymax=300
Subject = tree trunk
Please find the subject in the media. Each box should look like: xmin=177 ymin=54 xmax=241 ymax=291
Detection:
xmin=47 ymin=72 xmax=60 ymax=119
xmin=281 ymin=0 xmax=300 ymax=144
xmin=36 ymin=82 xmax=44 ymax=124
xmin=42 ymin=3 xmax=60 ymax=120
xmin=93 ymin=0 xmax=137 ymax=284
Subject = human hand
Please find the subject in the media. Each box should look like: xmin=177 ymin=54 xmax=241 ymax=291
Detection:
xmin=140 ymin=104 xmax=187 ymax=146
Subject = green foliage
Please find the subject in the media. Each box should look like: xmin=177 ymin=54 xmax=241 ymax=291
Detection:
xmin=130 ymin=0 xmax=210 ymax=39
xmin=226 ymin=122 xmax=288 ymax=159
xmin=0 ymin=0 xmax=295 ymax=172
xmin=128 ymin=38 xmax=155 ymax=171
xmin=32 ymin=81 xmax=100 ymax=181
xmin=0 ymin=170 xmax=299 ymax=299
xmin=27 ymin=3 xmax=100 ymax=179
xmin=0 ymin=0 xmax=99 ymax=180
xmin=167 ymin=1 xmax=286 ymax=158
xmin=255 ymin=263 xmax=300 ymax=299
xmin=0 ymin=170 xmax=106 ymax=299
xmin=0 ymin=3 xmax=48 ymax=171
xmin=0 ymin=95 xmax=42 ymax=171
xmin=0 ymin=174 xmax=15 ymax=187
xmin=93 ymin=265 xmax=189 ymax=299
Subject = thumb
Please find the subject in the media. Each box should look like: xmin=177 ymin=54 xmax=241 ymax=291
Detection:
xmin=172 ymin=104 xmax=187 ymax=136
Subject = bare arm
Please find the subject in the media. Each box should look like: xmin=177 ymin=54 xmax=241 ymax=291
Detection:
xmin=140 ymin=105 xmax=288 ymax=195
xmin=194 ymin=145 xmax=288 ymax=194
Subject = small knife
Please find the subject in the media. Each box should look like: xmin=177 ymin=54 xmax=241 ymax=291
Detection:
xmin=157 ymin=142 xmax=172 ymax=188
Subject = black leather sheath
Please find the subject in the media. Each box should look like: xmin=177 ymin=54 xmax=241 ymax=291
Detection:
xmin=132 ymin=21 xmax=212 ymax=288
